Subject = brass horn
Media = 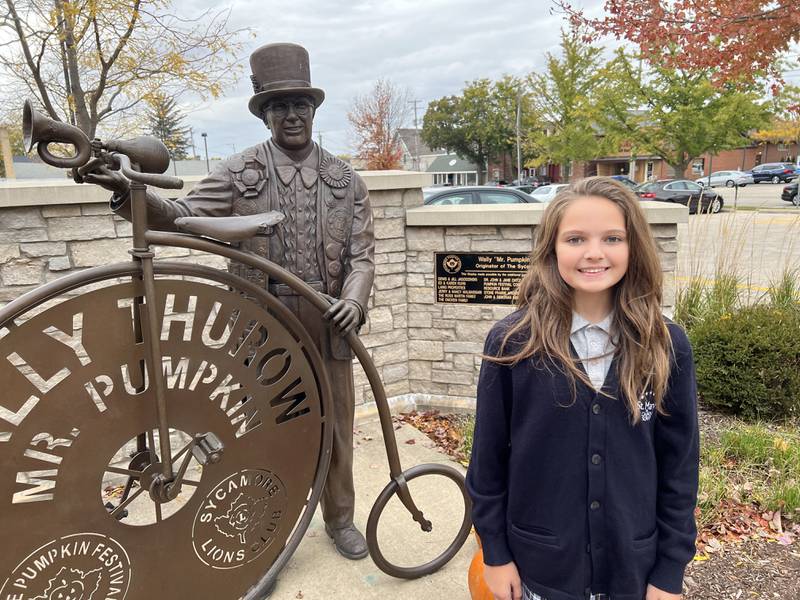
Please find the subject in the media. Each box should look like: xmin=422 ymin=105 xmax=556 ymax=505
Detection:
xmin=22 ymin=99 xmax=91 ymax=168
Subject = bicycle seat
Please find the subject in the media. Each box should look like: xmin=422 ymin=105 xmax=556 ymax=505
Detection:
xmin=174 ymin=211 xmax=285 ymax=242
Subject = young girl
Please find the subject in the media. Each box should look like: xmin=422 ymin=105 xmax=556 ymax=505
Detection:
xmin=466 ymin=177 xmax=699 ymax=600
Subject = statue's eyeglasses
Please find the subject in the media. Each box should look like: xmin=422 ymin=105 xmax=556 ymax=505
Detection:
xmin=266 ymin=100 xmax=313 ymax=117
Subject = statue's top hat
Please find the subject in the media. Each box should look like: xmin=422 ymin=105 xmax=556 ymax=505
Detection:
xmin=248 ymin=43 xmax=325 ymax=118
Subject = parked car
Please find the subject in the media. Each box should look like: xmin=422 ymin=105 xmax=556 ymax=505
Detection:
xmin=747 ymin=162 xmax=796 ymax=184
xmin=528 ymin=183 xmax=570 ymax=203
xmin=508 ymin=184 xmax=536 ymax=194
xmin=424 ymin=186 xmax=541 ymax=205
xmin=695 ymin=170 xmax=753 ymax=188
xmin=610 ymin=175 xmax=638 ymax=189
xmin=635 ymin=180 xmax=724 ymax=214
xmin=780 ymin=182 xmax=800 ymax=206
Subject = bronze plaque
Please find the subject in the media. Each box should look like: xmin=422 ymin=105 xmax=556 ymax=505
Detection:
xmin=435 ymin=252 xmax=529 ymax=305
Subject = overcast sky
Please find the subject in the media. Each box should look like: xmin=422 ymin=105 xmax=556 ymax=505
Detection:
xmin=179 ymin=0 xmax=605 ymax=158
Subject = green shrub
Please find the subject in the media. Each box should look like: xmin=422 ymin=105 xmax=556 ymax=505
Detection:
xmin=689 ymin=305 xmax=800 ymax=420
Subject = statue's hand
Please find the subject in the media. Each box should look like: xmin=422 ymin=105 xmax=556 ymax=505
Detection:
xmin=82 ymin=165 xmax=130 ymax=196
xmin=323 ymin=299 xmax=361 ymax=336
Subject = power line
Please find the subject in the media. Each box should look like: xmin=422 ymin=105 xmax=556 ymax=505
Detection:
xmin=408 ymin=99 xmax=423 ymax=171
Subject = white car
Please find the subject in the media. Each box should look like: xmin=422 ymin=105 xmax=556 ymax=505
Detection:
xmin=529 ymin=183 xmax=570 ymax=203
xmin=695 ymin=170 xmax=753 ymax=188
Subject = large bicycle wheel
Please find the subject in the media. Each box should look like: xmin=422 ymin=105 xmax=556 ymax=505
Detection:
xmin=0 ymin=261 xmax=333 ymax=600
xmin=366 ymin=463 xmax=472 ymax=579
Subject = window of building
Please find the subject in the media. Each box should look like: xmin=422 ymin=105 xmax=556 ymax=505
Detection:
xmin=646 ymin=161 xmax=654 ymax=180
xmin=691 ymin=159 xmax=704 ymax=175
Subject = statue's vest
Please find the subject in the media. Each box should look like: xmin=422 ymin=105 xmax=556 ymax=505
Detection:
xmin=225 ymin=142 xmax=356 ymax=360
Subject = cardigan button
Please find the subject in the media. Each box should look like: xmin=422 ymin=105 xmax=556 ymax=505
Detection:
xmin=592 ymin=403 xmax=601 ymax=414
xmin=590 ymin=500 xmax=601 ymax=510
xmin=591 ymin=454 xmax=602 ymax=465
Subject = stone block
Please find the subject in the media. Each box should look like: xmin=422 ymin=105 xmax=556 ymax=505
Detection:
xmin=375 ymin=262 xmax=405 ymax=275
xmin=42 ymin=205 xmax=81 ymax=218
xmin=407 ymin=311 xmax=432 ymax=328
xmin=0 ymin=284 xmax=37 ymax=302
xmin=70 ymin=238 xmax=134 ymax=267
xmin=372 ymin=343 xmax=408 ymax=366
xmin=20 ymin=242 xmax=67 ymax=257
xmin=493 ymin=306 xmax=516 ymax=319
xmin=49 ymin=216 xmax=115 ymax=241
xmin=471 ymin=239 xmax=531 ymax=252
xmin=408 ymin=340 xmax=443 ymax=361
xmin=383 ymin=380 xmax=410 ymax=397
xmin=408 ymin=380 xmax=449 ymax=395
xmin=406 ymin=227 xmax=444 ymax=251
xmin=382 ymin=363 xmax=408 ymax=383
xmin=453 ymin=354 xmax=475 ymax=371
xmin=406 ymin=273 xmax=426 ymax=287
xmin=446 ymin=226 xmax=497 ymax=236
xmin=401 ymin=188 xmax=424 ymax=208
xmin=444 ymin=237 xmax=471 ymax=251
xmin=48 ymin=256 xmax=71 ymax=271
xmin=448 ymin=383 xmax=478 ymax=397
xmin=81 ymin=204 xmax=114 ymax=216
xmin=362 ymin=329 xmax=406 ymax=349
xmin=407 ymin=260 xmax=434 ymax=274
xmin=660 ymin=253 xmax=677 ymax=272
xmin=408 ymin=327 xmax=455 ymax=341
xmin=501 ymin=226 xmax=535 ymax=240
xmin=374 ymin=273 xmax=405 ymax=290
xmin=0 ymin=208 xmax=45 ymax=229
xmin=373 ymin=287 xmax=406 ymax=307
xmin=407 ymin=287 xmax=433 ymax=304
xmin=373 ymin=218 xmax=405 ymax=240
xmin=442 ymin=305 xmax=484 ymax=320
xmin=115 ymin=221 xmax=133 ymax=237
xmin=444 ymin=341 xmax=484 ymax=354
xmin=155 ymin=245 xmax=192 ymax=259
xmin=1 ymin=259 xmax=43 ymax=285
xmin=657 ymin=239 xmax=679 ymax=253
xmin=369 ymin=190 xmax=403 ymax=207
xmin=456 ymin=319 xmax=494 ymax=341
xmin=3 ymin=229 xmax=48 ymax=242
xmin=650 ymin=224 xmax=677 ymax=238
xmin=432 ymin=369 xmax=467 ymax=384
xmin=408 ymin=361 xmax=431 ymax=380
xmin=387 ymin=252 xmax=406 ymax=263
xmin=383 ymin=207 xmax=406 ymax=218
xmin=375 ymin=238 xmax=406 ymax=253
xmin=366 ymin=306 xmax=393 ymax=333
xmin=0 ymin=244 xmax=20 ymax=264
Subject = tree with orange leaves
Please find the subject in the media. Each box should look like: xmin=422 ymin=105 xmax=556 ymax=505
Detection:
xmin=347 ymin=79 xmax=410 ymax=170
xmin=561 ymin=0 xmax=796 ymax=85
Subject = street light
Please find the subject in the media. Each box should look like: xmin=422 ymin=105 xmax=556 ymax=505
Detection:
xmin=201 ymin=132 xmax=209 ymax=171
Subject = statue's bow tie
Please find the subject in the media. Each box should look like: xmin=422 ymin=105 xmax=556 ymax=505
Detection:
xmin=276 ymin=164 xmax=318 ymax=188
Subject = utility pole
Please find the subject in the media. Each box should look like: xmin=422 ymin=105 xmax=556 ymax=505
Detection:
xmin=516 ymin=90 xmax=522 ymax=183
xmin=201 ymin=132 xmax=209 ymax=171
xmin=189 ymin=127 xmax=197 ymax=160
xmin=408 ymin=99 xmax=422 ymax=170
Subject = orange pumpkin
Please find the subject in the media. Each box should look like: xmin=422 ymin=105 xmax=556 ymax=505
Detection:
xmin=468 ymin=533 xmax=494 ymax=600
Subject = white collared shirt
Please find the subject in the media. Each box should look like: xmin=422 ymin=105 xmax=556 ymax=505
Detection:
xmin=570 ymin=311 xmax=616 ymax=391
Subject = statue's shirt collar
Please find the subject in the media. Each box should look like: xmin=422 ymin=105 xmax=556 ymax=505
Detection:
xmin=270 ymin=141 xmax=319 ymax=189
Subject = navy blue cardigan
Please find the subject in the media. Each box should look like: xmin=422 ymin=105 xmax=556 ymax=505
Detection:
xmin=466 ymin=312 xmax=699 ymax=600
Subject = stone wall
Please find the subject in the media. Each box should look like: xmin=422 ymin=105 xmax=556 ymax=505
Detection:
xmin=0 ymin=175 xmax=685 ymax=419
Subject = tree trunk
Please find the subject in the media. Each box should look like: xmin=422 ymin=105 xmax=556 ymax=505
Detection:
xmin=55 ymin=0 xmax=92 ymax=135
xmin=476 ymin=162 xmax=485 ymax=185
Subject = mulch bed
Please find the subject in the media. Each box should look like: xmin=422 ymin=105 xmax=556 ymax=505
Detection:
xmin=396 ymin=409 xmax=800 ymax=600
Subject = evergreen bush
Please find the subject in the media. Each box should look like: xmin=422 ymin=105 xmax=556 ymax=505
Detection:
xmin=688 ymin=305 xmax=800 ymax=420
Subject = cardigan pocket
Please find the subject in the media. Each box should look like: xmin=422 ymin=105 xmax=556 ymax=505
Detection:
xmin=631 ymin=529 xmax=657 ymax=550
xmin=510 ymin=523 xmax=562 ymax=548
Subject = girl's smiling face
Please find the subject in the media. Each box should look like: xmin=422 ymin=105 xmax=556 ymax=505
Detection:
xmin=555 ymin=195 xmax=630 ymax=315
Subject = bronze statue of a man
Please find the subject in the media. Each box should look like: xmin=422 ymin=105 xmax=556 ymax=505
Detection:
xmin=86 ymin=42 xmax=375 ymax=561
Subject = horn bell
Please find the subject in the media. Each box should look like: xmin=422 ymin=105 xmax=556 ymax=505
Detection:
xmin=22 ymin=99 xmax=91 ymax=168
xmin=105 ymin=136 xmax=171 ymax=174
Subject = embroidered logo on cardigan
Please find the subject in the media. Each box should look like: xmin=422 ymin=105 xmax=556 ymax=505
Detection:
xmin=638 ymin=389 xmax=655 ymax=422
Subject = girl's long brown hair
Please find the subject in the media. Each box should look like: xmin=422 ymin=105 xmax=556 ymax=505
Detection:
xmin=490 ymin=177 xmax=672 ymax=423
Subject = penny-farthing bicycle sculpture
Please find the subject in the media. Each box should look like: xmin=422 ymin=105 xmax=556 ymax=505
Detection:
xmin=0 ymin=103 xmax=471 ymax=599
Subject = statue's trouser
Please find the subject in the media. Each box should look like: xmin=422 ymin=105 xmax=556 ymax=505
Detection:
xmin=276 ymin=292 xmax=356 ymax=529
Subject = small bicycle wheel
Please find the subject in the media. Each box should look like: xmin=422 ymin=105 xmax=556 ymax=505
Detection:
xmin=366 ymin=462 xmax=472 ymax=579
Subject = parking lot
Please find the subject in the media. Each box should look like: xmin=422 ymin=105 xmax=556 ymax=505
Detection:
xmin=676 ymin=186 xmax=800 ymax=296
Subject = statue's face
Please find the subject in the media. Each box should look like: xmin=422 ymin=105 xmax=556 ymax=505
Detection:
xmin=263 ymin=94 xmax=315 ymax=151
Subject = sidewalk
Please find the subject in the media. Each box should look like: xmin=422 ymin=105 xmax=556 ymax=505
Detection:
xmin=268 ymin=419 xmax=475 ymax=600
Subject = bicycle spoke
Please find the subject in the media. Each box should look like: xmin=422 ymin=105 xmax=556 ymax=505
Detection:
xmin=154 ymin=501 xmax=162 ymax=523
xmin=111 ymin=486 xmax=145 ymax=518
xmin=107 ymin=466 xmax=143 ymax=478
xmin=147 ymin=429 xmax=159 ymax=463
xmin=181 ymin=480 xmax=200 ymax=487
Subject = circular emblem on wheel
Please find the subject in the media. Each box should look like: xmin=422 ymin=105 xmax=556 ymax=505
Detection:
xmin=0 ymin=533 xmax=131 ymax=600
xmin=442 ymin=255 xmax=462 ymax=274
xmin=192 ymin=469 xmax=288 ymax=570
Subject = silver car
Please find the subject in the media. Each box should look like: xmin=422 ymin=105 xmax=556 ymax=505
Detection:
xmin=695 ymin=170 xmax=753 ymax=188
xmin=529 ymin=183 xmax=570 ymax=203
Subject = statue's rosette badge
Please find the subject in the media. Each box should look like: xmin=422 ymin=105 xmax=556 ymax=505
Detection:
xmin=0 ymin=533 xmax=131 ymax=600
xmin=320 ymin=156 xmax=351 ymax=189
xmin=192 ymin=469 xmax=288 ymax=569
